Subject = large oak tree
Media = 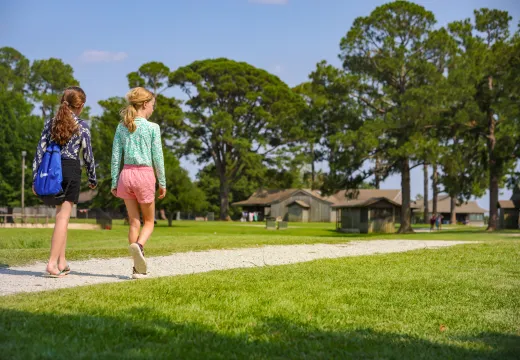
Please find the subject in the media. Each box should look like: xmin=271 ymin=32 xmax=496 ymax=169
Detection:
xmin=169 ymin=58 xmax=303 ymax=220
xmin=331 ymin=1 xmax=447 ymax=232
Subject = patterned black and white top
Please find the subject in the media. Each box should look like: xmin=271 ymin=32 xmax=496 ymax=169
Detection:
xmin=32 ymin=115 xmax=97 ymax=187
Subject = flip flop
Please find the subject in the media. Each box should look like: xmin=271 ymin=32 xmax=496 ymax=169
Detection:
xmin=60 ymin=265 xmax=71 ymax=275
xmin=43 ymin=269 xmax=67 ymax=278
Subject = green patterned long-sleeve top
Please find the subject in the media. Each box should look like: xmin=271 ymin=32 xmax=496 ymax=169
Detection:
xmin=111 ymin=117 xmax=166 ymax=189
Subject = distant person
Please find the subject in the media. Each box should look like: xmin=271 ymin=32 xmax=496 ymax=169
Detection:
xmin=111 ymin=87 xmax=166 ymax=279
xmin=435 ymin=213 xmax=442 ymax=231
xmin=32 ymin=86 xmax=97 ymax=277
xmin=430 ymin=214 xmax=436 ymax=232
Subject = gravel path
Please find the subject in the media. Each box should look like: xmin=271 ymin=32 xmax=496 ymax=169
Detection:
xmin=0 ymin=240 xmax=472 ymax=296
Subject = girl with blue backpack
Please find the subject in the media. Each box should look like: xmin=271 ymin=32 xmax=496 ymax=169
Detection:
xmin=32 ymin=86 xmax=97 ymax=278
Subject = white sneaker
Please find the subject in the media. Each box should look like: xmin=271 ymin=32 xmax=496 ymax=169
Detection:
xmin=129 ymin=243 xmax=147 ymax=274
xmin=131 ymin=267 xmax=148 ymax=279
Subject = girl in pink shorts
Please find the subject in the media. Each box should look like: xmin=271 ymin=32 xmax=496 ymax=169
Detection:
xmin=111 ymin=87 xmax=167 ymax=279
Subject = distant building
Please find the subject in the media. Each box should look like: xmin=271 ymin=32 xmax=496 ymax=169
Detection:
xmin=412 ymin=194 xmax=486 ymax=226
xmin=498 ymin=187 xmax=520 ymax=229
xmin=331 ymin=189 xmax=403 ymax=233
xmin=232 ymin=189 xmax=335 ymax=222
xmin=233 ymin=188 xmax=405 ymax=233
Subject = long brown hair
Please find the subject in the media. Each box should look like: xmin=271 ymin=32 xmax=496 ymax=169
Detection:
xmin=52 ymin=86 xmax=86 ymax=145
xmin=120 ymin=87 xmax=154 ymax=133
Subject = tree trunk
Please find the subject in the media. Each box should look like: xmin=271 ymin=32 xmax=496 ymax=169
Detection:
xmin=423 ymin=163 xmax=429 ymax=223
xmin=450 ymin=196 xmax=457 ymax=225
xmin=398 ymin=158 xmax=414 ymax=233
xmin=375 ymin=156 xmax=381 ymax=189
xmin=487 ymin=106 xmax=498 ymax=231
xmin=310 ymin=143 xmax=316 ymax=189
xmin=488 ymin=172 xmax=499 ymax=231
xmin=219 ymin=175 xmax=230 ymax=221
xmin=432 ymin=163 xmax=438 ymax=216
xmin=328 ymin=148 xmax=336 ymax=178
xmin=167 ymin=211 xmax=174 ymax=227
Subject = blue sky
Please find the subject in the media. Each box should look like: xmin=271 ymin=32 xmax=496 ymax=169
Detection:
xmin=2 ymin=0 xmax=519 ymax=209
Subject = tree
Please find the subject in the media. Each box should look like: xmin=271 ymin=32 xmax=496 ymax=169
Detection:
xmin=336 ymin=1 xmax=447 ymax=233
xmin=439 ymin=136 xmax=486 ymax=224
xmin=126 ymin=62 xmax=184 ymax=146
xmin=158 ymin=151 xmax=207 ymax=226
xmin=0 ymin=47 xmax=30 ymax=93
xmin=358 ymin=181 xmax=376 ymax=190
xmin=196 ymin=164 xmax=256 ymax=220
xmin=266 ymin=164 xmax=305 ymax=190
xmin=195 ymin=165 xmax=222 ymax=217
xmin=506 ymin=35 xmax=520 ymax=190
xmin=151 ymin=94 xmax=184 ymax=149
xmin=0 ymin=91 xmax=41 ymax=209
xmin=90 ymin=97 xmax=126 ymax=209
xmin=448 ymin=8 xmax=519 ymax=230
xmin=169 ymin=58 xmax=304 ymax=220
xmin=0 ymin=48 xmax=41 ymax=210
xmin=293 ymin=82 xmax=326 ymax=189
xmin=435 ymin=76 xmax=488 ymax=225
xmin=432 ymin=163 xmax=439 ymax=215
xmin=304 ymin=61 xmax=368 ymax=195
xmin=423 ymin=164 xmax=429 ymax=222
xmin=29 ymin=58 xmax=78 ymax=119
xmin=128 ymin=62 xmax=170 ymax=95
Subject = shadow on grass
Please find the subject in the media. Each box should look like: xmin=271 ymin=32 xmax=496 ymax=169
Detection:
xmin=0 ymin=310 xmax=517 ymax=359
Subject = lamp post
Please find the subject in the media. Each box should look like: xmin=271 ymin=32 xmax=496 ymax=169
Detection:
xmin=21 ymin=150 xmax=27 ymax=222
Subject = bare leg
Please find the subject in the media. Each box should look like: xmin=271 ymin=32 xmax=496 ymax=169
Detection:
xmin=137 ymin=201 xmax=155 ymax=247
xmin=126 ymin=200 xmax=153 ymax=276
xmin=124 ymin=199 xmax=141 ymax=244
xmin=46 ymin=201 xmax=73 ymax=275
xmin=57 ymin=202 xmax=74 ymax=271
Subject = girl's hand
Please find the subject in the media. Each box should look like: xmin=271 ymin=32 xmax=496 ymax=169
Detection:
xmin=111 ymin=189 xmax=117 ymax=197
xmin=158 ymin=187 xmax=167 ymax=199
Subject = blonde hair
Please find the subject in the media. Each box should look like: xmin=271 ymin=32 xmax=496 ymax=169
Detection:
xmin=120 ymin=87 xmax=154 ymax=133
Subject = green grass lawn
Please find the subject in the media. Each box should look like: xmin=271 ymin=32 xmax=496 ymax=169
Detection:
xmin=1 ymin=241 xmax=519 ymax=359
xmin=0 ymin=221 xmax=518 ymax=267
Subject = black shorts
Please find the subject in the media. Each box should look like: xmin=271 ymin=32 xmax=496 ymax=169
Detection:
xmin=40 ymin=159 xmax=81 ymax=206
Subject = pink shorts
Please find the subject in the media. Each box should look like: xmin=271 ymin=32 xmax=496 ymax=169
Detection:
xmin=117 ymin=165 xmax=156 ymax=203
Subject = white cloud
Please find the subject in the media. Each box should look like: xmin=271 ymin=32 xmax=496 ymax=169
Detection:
xmin=248 ymin=0 xmax=288 ymax=5
xmin=79 ymin=50 xmax=128 ymax=63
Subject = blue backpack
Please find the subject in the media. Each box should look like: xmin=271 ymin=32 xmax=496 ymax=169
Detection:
xmin=34 ymin=142 xmax=63 ymax=196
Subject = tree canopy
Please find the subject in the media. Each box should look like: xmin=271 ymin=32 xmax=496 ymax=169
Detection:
xmin=169 ymin=58 xmax=304 ymax=220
